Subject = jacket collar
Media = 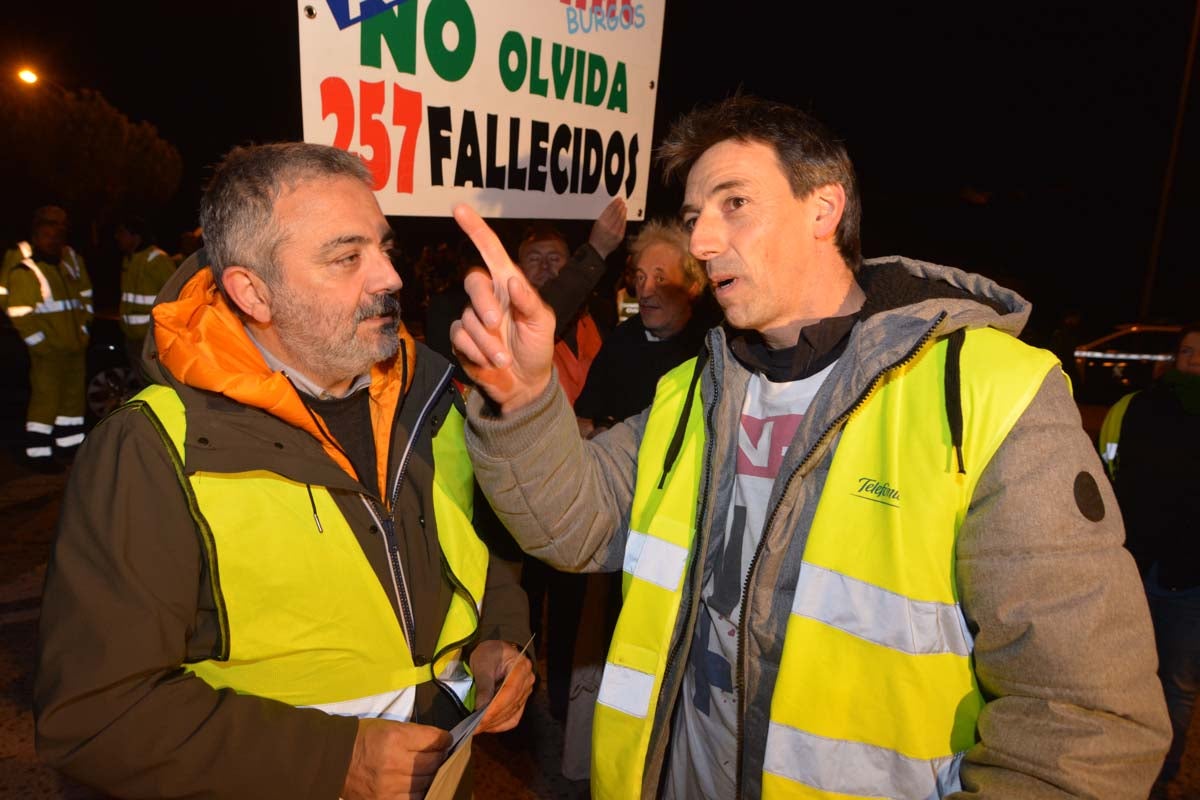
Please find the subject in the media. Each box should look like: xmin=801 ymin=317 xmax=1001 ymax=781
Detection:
xmin=148 ymin=250 xmax=417 ymax=484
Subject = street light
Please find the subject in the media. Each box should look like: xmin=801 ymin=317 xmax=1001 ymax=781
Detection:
xmin=14 ymin=66 xmax=70 ymax=99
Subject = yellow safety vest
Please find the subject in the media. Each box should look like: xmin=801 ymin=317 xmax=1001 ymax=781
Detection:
xmin=1 ymin=241 xmax=91 ymax=351
xmin=133 ymin=384 xmax=489 ymax=718
xmin=593 ymin=327 xmax=1058 ymax=799
xmin=120 ymin=245 xmax=175 ymax=342
xmin=1098 ymin=391 xmax=1136 ymax=480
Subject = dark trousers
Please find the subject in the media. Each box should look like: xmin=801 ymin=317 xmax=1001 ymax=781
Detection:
xmin=26 ymin=350 xmax=86 ymax=460
xmin=1147 ymin=567 xmax=1200 ymax=783
xmin=521 ymin=556 xmax=587 ymax=720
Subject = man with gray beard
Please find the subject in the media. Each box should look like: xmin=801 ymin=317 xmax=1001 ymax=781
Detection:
xmin=35 ymin=142 xmax=534 ymax=800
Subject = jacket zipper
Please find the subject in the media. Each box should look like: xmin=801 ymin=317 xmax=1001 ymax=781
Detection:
xmin=361 ymin=498 xmax=416 ymax=651
xmin=431 ymin=552 xmax=482 ymax=716
xmin=642 ymin=350 xmax=722 ymax=796
xmin=361 ymin=363 xmax=456 ymax=659
xmin=732 ymin=313 xmax=946 ymax=798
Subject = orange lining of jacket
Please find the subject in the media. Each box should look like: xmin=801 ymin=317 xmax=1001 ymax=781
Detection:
xmin=153 ymin=268 xmax=416 ymax=506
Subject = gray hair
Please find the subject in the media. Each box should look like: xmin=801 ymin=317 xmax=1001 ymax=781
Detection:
xmin=199 ymin=142 xmax=372 ymax=292
xmin=628 ymin=219 xmax=704 ymax=289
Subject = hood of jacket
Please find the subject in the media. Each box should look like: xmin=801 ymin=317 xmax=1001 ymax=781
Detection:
xmin=145 ymin=249 xmax=418 ymax=487
xmin=857 ymin=255 xmax=1028 ymax=333
xmin=805 ymin=255 xmax=1032 ymax=389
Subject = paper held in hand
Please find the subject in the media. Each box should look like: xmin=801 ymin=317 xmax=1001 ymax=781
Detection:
xmin=424 ymin=634 xmax=536 ymax=800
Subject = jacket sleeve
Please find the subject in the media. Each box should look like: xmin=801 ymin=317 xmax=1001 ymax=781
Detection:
xmin=464 ymin=371 xmax=640 ymax=573
xmin=539 ymin=243 xmax=609 ymax=342
xmin=76 ymin=253 xmax=93 ymax=325
xmin=475 ymin=553 xmax=531 ymax=646
xmin=34 ymin=407 xmax=358 ymax=799
xmin=953 ymin=369 xmax=1170 ymax=798
xmin=5 ymin=266 xmax=51 ymax=347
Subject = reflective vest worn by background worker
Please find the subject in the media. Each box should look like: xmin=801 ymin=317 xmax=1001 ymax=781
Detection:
xmin=119 ymin=243 xmax=175 ymax=352
xmin=593 ymin=328 xmax=1059 ymax=800
xmin=0 ymin=240 xmax=92 ymax=464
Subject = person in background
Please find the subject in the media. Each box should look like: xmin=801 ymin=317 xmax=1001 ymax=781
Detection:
xmin=35 ymin=142 xmax=533 ymax=800
xmin=613 ymin=258 xmax=640 ymax=325
xmin=516 ymin=223 xmax=606 ymax=406
xmin=450 ymin=95 xmax=1169 ymax=799
xmin=1100 ymin=321 xmax=1200 ymax=800
xmin=171 ymin=226 xmax=204 ymax=267
xmin=0 ymin=204 xmax=92 ymax=472
xmin=116 ymin=214 xmax=176 ymax=371
xmin=575 ymin=219 xmax=719 ymax=438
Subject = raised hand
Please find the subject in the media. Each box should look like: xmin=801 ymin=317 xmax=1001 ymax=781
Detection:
xmin=340 ymin=718 xmax=451 ymax=800
xmin=449 ymin=204 xmax=555 ymax=413
xmin=587 ymin=196 xmax=628 ymax=258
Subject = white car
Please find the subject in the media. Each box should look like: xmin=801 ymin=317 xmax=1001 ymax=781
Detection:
xmin=1073 ymin=323 xmax=1182 ymax=405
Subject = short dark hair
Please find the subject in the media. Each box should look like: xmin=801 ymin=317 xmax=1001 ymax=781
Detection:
xmin=516 ymin=222 xmax=569 ymax=262
xmin=657 ymin=95 xmax=861 ymax=268
xmin=199 ymin=142 xmax=372 ymax=293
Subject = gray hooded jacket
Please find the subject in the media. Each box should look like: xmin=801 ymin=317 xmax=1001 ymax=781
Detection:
xmin=466 ymin=256 xmax=1170 ymax=799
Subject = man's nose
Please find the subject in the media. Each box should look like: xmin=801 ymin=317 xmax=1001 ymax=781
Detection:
xmin=370 ymin=248 xmax=403 ymax=293
xmin=689 ymin=212 xmax=722 ymax=261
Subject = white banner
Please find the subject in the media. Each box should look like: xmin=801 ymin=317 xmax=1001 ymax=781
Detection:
xmin=298 ymin=0 xmax=665 ymax=220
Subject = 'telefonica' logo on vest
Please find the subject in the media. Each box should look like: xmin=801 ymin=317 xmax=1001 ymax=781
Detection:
xmin=854 ymin=477 xmax=900 ymax=509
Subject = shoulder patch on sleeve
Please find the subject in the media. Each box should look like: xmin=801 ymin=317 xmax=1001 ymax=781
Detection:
xmin=1074 ymin=471 xmax=1106 ymax=522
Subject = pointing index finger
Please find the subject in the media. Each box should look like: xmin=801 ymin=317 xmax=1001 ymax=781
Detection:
xmin=454 ymin=203 xmax=527 ymax=328
xmin=453 ymin=203 xmax=516 ymax=281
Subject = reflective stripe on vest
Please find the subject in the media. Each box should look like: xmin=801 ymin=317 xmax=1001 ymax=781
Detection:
xmin=120 ymin=247 xmax=172 ymax=338
xmin=62 ymin=247 xmax=82 ymax=281
xmin=133 ymin=384 xmax=489 ymax=717
xmin=122 ymin=291 xmax=158 ymax=304
xmin=9 ymin=297 xmax=84 ymax=317
xmin=592 ymin=357 xmax=706 ymax=798
xmin=1098 ymin=391 xmax=1135 ymax=479
xmin=592 ymin=328 xmax=1058 ymax=800
xmin=18 ymin=251 xmax=53 ymax=304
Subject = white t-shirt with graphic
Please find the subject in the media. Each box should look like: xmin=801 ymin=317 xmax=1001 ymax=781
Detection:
xmin=664 ymin=362 xmax=835 ymax=799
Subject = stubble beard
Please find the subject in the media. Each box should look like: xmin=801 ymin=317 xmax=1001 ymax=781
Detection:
xmin=271 ymin=286 xmax=401 ymax=383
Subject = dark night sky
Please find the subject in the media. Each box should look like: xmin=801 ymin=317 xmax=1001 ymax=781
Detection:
xmin=2 ymin=2 xmax=1197 ymax=339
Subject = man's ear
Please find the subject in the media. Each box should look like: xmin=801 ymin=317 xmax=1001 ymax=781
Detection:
xmin=221 ymin=265 xmax=273 ymax=323
xmin=811 ymin=183 xmax=846 ymax=241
